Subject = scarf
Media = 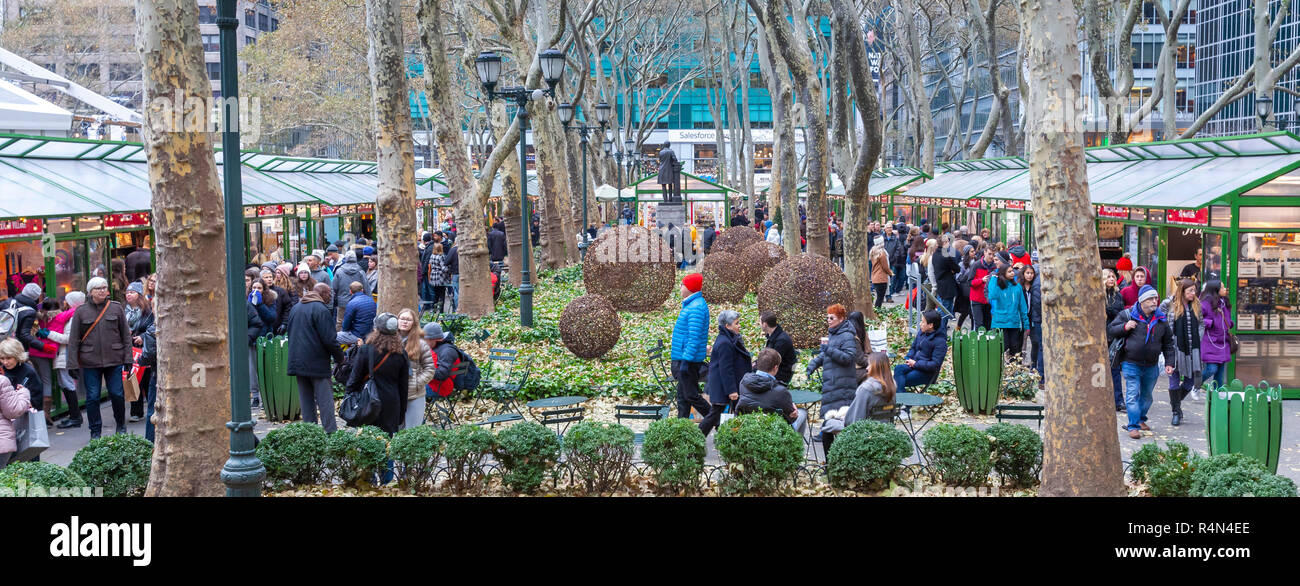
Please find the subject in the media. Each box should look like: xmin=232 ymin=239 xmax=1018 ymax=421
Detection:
xmin=1133 ymin=307 xmax=1167 ymax=344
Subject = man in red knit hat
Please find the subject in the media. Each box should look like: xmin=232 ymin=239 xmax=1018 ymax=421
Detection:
xmin=671 ymin=273 xmax=710 ymax=419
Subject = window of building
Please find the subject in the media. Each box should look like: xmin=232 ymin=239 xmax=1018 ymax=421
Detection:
xmin=109 ymin=63 xmax=137 ymax=81
xmin=207 ymin=61 xmax=222 ymax=81
xmin=270 ymin=18 xmax=279 ymax=32
xmin=259 ymin=12 xmax=270 ymax=31
xmin=245 ymin=10 xmax=256 ymax=28
xmin=202 ymin=34 xmax=219 ymax=52
xmin=70 ymin=63 xmax=100 ymax=80
xmin=199 ymin=6 xmax=216 ymax=24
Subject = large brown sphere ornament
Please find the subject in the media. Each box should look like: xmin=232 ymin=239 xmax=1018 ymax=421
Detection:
xmin=582 ymin=225 xmax=677 ymax=312
xmin=739 ymin=241 xmax=788 ymax=288
xmin=559 ymin=294 xmax=622 ymax=359
xmin=710 ymin=226 xmax=762 ymax=256
xmin=757 ymin=253 xmax=853 ymax=348
xmin=700 ymin=251 xmax=749 ymax=305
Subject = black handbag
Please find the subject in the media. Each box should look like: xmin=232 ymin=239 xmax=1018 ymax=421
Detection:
xmin=339 ymin=348 xmax=390 ymax=427
xmin=1107 ymin=309 xmax=1128 ymax=365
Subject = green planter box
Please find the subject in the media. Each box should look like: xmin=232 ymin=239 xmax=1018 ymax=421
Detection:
xmin=952 ymin=329 xmax=1003 ymax=414
xmin=256 ymin=336 xmax=301 ymax=422
xmin=1205 ymin=379 xmax=1283 ymax=474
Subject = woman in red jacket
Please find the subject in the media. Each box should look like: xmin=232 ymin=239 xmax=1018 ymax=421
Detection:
xmin=1121 ymin=266 xmax=1150 ymax=309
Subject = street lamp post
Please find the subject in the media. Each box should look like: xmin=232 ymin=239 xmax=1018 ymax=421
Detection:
xmin=558 ymin=101 xmax=610 ymax=259
xmin=216 ymin=0 xmax=265 ymax=497
xmin=1256 ymin=95 xmax=1274 ymax=131
xmin=476 ymin=49 xmax=566 ymax=327
xmin=624 ymin=137 xmax=636 ymax=185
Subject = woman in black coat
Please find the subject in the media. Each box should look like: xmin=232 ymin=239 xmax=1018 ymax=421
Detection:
xmin=345 ymin=313 xmax=410 ymax=436
xmin=699 ymin=310 xmax=751 ymax=437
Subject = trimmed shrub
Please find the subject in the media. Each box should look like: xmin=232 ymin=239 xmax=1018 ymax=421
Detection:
xmin=827 ymin=420 xmax=913 ymax=490
xmin=0 ymin=462 xmax=87 ymax=494
xmin=389 ymin=426 xmax=444 ymax=494
xmin=563 ymin=421 xmax=635 ymax=494
xmin=641 ymin=417 xmax=707 ymax=493
xmin=256 ymin=422 xmax=329 ymax=489
xmin=559 ymin=294 xmax=622 ymax=359
xmin=494 ymin=422 xmax=562 ymax=494
xmin=68 ymin=434 xmax=153 ymax=497
xmin=715 ymin=413 xmax=804 ymax=495
xmin=711 ymin=225 xmax=762 ymax=256
xmin=442 ymin=424 xmax=496 ymax=493
xmin=700 ymin=251 xmax=750 ymax=304
xmin=325 ymin=426 xmax=390 ymax=487
xmin=757 ymin=253 xmax=853 ymax=348
xmin=986 ymin=423 xmax=1043 ymax=488
xmin=583 ymin=225 xmax=677 ymax=312
xmin=922 ymin=424 xmax=992 ymax=486
xmin=739 ymin=241 xmax=787 ymax=288
xmin=1127 ymin=441 xmax=1197 ymax=497
xmin=1189 ymin=453 xmax=1298 ymax=498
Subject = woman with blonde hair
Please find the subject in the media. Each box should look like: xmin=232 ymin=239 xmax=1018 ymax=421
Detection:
xmin=396 ymin=308 xmax=436 ymax=429
xmin=0 ymin=337 xmax=41 ymax=461
xmin=820 ymin=351 xmax=897 ymax=456
xmin=1166 ymin=279 xmax=1202 ymax=426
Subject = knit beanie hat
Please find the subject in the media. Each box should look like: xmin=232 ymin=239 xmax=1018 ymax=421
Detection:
xmin=20 ymin=282 xmax=41 ymax=300
xmin=65 ymin=291 xmax=86 ymax=308
xmin=682 ymin=273 xmax=703 ymax=294
xmin=1138 ymin=285 xmax=1158 ymax=303
xmin=373 ymin=312 xmax=399 ymax=335
xmin=296 ymin=263 xmax=311 ymax=277
xmin=127 ymin=281 xmax=145 ymax=295
xmin=1115 ymin=257 xmax=1133 ymax=272
xmin=277 ymin=263 xmax=293 ymax=278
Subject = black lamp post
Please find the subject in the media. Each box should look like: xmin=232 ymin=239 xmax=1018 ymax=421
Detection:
xmin=558 ymin=101 xmax=610 ymax=259
xmin=216 ymin=0 xmax=265 ymax=497
xmin=476 ymin=48 xmax=566 ymax=327
xmin=624 ymin=137 xmax=637 ymax=184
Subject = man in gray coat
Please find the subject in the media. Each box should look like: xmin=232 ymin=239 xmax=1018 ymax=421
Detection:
xmin=67 ymin=277 xmax=134 ymax=439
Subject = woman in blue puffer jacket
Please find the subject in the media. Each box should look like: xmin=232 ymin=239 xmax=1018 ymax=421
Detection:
xmin=985 ymin=263 xmax=1029 ymax=360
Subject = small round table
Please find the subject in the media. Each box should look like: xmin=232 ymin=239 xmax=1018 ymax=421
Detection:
xmin=894 ymin=392 xmax=944 ymax=463
xmin=526 ymin=396 xmax=589 ymax=435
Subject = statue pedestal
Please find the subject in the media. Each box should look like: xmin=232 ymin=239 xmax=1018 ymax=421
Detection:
xmin=654 ymin=201 xmax=687 ymax=229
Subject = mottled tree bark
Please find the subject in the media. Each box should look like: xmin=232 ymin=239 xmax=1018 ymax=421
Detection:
xmin=755 ymin=14 xmax=800 ymax=257
xmin=770 ymin=0 xmax=828 ymax=258
xmin=895 ymin=0 xmax=933 ymax=175
xmin=136 ymin=0 xmax=231 ymax=497
xmin=829 ymin=0 xmax=881 ymax=317
xmin=1021 ymin=0 xmax=1125 ymax=497
xmin=365 ymin=0 xmax=418 ymax=315
xmin=417 ymin=0 xmax=492 ymax=316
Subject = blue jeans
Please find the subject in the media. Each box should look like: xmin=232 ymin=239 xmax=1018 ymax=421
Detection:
xmin=450 ymin=274 xmax=460 ymax=312
xmin=893 ymin=364 xmax=934 ymax=393
xmin=419 ymin=280 xmax=435 ymax=311
xmin=1111 ymin=361 xmax=1124 ymax=409
xmin=145 ymin=372 xmax=157 ymax=442
xmin=82 ymin=365 xmax=126 ymax=436
xmin=1121 ymin=361 xmax=1160 ymax=431
xmin=1202 ymin=362 xmax=1227 ymax=389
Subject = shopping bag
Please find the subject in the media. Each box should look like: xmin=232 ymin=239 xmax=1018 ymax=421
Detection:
xmin=14 ymin=409 xmax=49 ymax=461
xmin=123 ymin=348 xmax=143 ymax=402
xmin=719 ymin=404 xmax=734 ymax=425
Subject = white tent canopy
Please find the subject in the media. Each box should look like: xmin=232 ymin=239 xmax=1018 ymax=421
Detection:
xmin=0 ymin=79 xmax=72 ymax=136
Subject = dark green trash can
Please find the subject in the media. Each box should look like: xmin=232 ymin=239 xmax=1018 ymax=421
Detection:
xmin=952 ymin=329 xmax=1003 ymax=414
xmin=256 ymin=336 xmax=301 ymax=422
xmin=1205 ymin=379 xmax=1282 ymax=474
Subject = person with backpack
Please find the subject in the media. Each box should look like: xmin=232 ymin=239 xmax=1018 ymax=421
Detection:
xmin=423 ymin=322 xmax=464 ymax=398
xmin=331 ymin=251 xmax=368 ymax=327
xmin=344 ymin=313 xmax=409 ymax=436
xmin=3 ymin=283 xmax=50 ymax=357
xmin=286 ymin=283 xmax=345 ymax=433
xmin=1108 ymin=285 xmax=1175 ymax=439
xmin=67 ymin=277 xmax=133 ymax=439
